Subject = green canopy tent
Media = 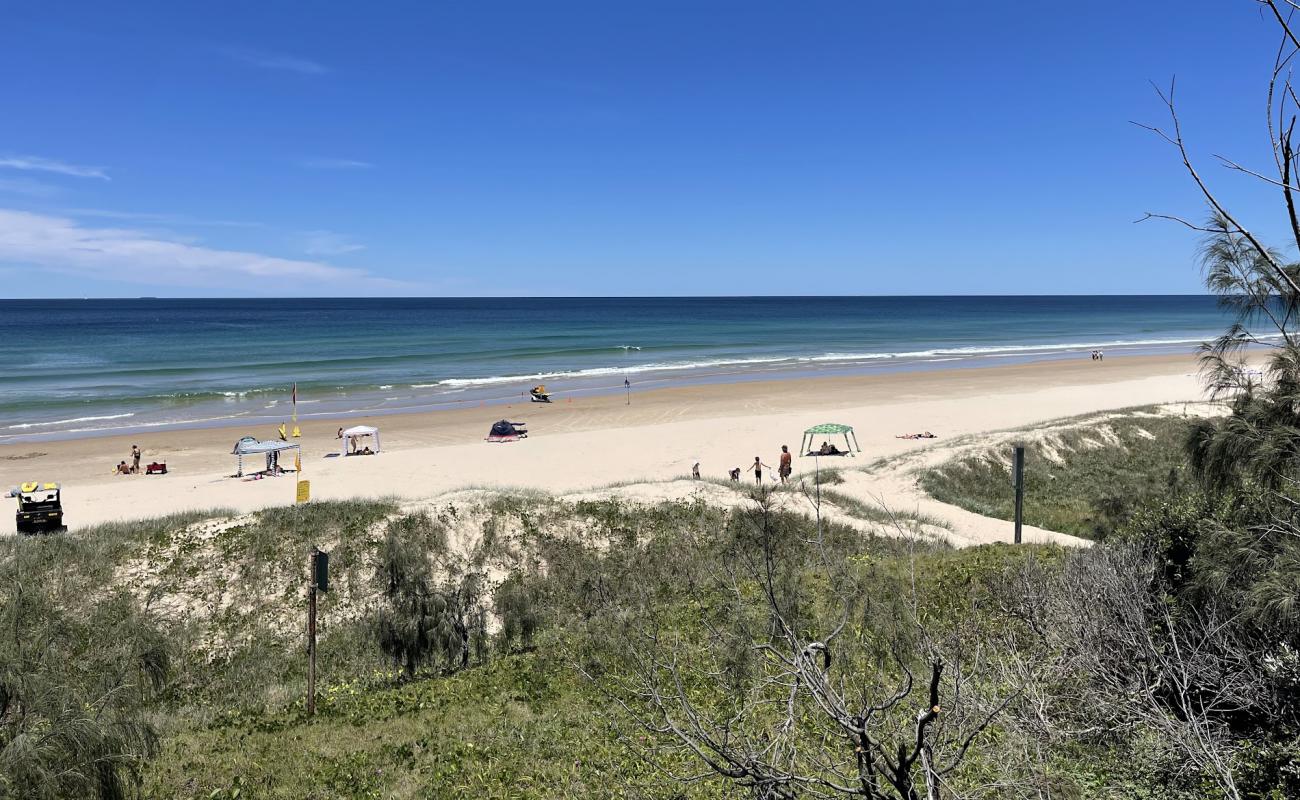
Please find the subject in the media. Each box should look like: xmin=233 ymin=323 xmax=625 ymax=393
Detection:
xmin=800 ymin=423 xmax=860 ymax=457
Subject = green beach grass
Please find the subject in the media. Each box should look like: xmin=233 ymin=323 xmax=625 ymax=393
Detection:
xmin=918 ymin=408 xmax=1194 ymax=539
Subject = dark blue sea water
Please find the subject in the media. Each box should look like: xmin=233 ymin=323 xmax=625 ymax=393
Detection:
xmin=0 ymin=296 xmax=1231 ymax=442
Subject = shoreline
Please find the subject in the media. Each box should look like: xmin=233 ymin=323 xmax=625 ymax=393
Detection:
xmin=1 ymin=339 xmax=1222 ymax=446
xmin=1 ymin=352 xmax=1212 ymax=530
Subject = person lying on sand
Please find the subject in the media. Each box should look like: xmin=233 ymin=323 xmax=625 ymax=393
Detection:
xmin=895 ymin=431 xmax=937 ymax=440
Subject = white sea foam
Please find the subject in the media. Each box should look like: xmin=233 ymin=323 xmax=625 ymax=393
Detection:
xmin=418 ymin=335 xmax=1223 ymax=390
xmin=797 ymin=336 xmax=1223 ymax=363
xmin=6 ymin=412 xmax=135 ymax=430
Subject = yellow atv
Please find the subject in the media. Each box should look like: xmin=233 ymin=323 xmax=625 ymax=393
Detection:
xmin=15 ymin=481 xmax=65 ymax=534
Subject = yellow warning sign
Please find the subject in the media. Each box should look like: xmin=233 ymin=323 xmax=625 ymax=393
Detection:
xmin=296 ymin=480 xmax=311 ymax=504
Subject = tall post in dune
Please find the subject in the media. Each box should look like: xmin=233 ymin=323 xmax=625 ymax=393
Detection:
xmin=307 ymin=547 xmax=318 ymax=716
xmin=814 ymin=453 xmax=821 ymax=545
xmin=1012 ymin=445 xmax=1025 ymax=544
xmin=307 ymin=556 xmax=317 ymax=715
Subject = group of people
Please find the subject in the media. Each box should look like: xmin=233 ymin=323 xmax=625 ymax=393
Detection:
xmin=115 ymin=444 xmax=142 ymax=475
xmin=713 ymin=445 xmax=796 ymax=485
xmin=336 ymin=426 xmax=376 ymax=455
xmin=1090 ymin=350 xmax=1105 ymax=361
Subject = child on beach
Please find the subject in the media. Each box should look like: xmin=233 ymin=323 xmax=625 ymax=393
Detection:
xmin=748 ymin=456 xmax=769 ymax=484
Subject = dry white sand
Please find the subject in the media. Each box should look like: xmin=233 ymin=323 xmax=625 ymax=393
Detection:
xmin=0 ymin=353 xmax=1213 ymax=545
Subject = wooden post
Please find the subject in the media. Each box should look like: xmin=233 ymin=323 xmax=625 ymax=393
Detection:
xmin=307 ymin=547 xmax=318 ymax=716
xmin=1013 ymin=445 xmax=1025 ymax=544
xmin=814 ymin=453 xmax=822 ymax=545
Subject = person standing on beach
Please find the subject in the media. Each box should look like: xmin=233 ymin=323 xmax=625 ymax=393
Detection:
xmin=748 ymin=456 xmax=769 ymax=485
xmin=778 ymin=445 xmax=792 ymax=483
xmin=692 ymin=462 xmax=701 ymax=479
xmin=131 ymin=444 xmax=141 ymax=474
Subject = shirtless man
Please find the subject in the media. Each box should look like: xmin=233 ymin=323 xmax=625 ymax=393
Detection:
xmin=778 ymin=445 xmax=792 ymax=483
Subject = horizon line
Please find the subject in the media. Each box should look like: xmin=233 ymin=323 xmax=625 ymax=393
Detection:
xmin=0 ymin=292 xmax=1219 ymax=301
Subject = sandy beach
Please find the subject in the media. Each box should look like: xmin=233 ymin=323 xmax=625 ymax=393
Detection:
xmin=0 ymin=353 xmax=1211 ymax=536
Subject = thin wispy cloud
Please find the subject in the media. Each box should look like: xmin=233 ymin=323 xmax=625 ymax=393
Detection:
xmin=221 ymin=46 xmax=328 ymax=75
xmin=62 ymin=208 xmax=264 ymax=228
xmin=0 ymin=155 xmax=108 ymax=180
xmin=300 ymin=157 xmax=372 ymax=169
xmin=299 ymin=230 xmax=365 ymax=256
xmin=0 ymin=178 xmax=63 ymax=198
xmin=0 ymin=209 xmax=406 ymax=291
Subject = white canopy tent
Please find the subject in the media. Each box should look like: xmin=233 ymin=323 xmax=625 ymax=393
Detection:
xmin=340 ymin=425 xmax=381 ymax=456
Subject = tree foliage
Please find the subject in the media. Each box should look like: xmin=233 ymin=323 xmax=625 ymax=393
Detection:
xmin=0 ymin=538 xmax=169 ymax=800
xmin=373 ymin=513 xmax=488 ymax=679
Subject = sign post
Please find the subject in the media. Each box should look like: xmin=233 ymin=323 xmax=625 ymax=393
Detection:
xmin=1013 ymin=445 xmax=1025 ymax=544
xmin=306 ymin=547 xmax=329 ymax=716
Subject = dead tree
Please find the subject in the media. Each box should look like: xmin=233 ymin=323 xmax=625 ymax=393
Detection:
xmin=587 ymin=494 xmax=1023 ymax=799
xmin=1136 ymin=1 xmax=1300 ymax=396
xmin=996 ymin=545 xmax=1272 ymax=800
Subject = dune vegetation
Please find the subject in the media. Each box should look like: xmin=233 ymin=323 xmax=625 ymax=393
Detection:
xmin=3 ymin=393 xmax=1299 ymax=800
xmin=918 ymin=409 xmax=1194 ymax=540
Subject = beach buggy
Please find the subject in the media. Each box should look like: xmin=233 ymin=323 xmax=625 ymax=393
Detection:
xmin=15 ymin=481 xmax=66 ymax=534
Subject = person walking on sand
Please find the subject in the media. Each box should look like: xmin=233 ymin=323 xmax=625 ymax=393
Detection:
xmin=692 ymin=462 xmax=701 ymax=480
xmin=131 ymin=444 xmax=141 ymax=474
xmin=748 ymin=456 xmax=769 ymax=485
xmin=778 ymin=445 xmax=792 ymax=483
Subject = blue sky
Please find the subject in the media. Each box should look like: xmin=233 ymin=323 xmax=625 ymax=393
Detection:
xmin=0 ymin=1 xmax=1290 ymax=297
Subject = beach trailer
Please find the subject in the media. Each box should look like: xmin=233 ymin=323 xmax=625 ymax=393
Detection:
xmin=231 ymin=436 xmax=302 ymax=477
xmin=340 ymin=425 xmax=381 ymax=456
xmin=800 ymin=423 xmax=860 ymax=457
xmin=15 ymin=481 xmax=65 ymax=534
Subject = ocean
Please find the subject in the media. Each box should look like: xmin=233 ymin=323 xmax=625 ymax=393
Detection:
xmin=0 ymin=296 xmax=1231 ymax=443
